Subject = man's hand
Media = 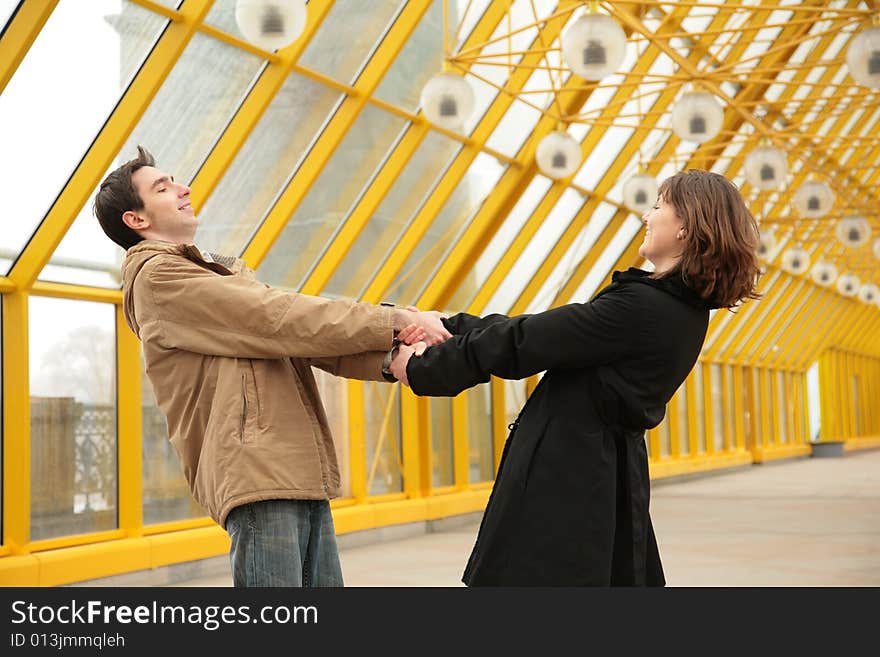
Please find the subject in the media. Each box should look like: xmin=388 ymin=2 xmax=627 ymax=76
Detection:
xmin=392 ymin=306 xmax=451 ymax=346
xmin=390 ymin=341 xmax=427 ymax=386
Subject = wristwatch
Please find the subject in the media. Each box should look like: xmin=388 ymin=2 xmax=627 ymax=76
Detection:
xmin=381 ymin=338 xmax=400 ymax=383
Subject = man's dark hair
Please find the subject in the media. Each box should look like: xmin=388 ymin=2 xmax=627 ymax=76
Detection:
xmin=93 ymin=145 xmax=155 ymax=250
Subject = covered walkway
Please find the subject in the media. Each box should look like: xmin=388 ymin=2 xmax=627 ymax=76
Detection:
xmin=75 ymin=448 xmax=880 ymax=587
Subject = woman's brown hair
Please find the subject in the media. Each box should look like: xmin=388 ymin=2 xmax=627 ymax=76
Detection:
xmin=658 ymin=169 xmax=762 ymax=309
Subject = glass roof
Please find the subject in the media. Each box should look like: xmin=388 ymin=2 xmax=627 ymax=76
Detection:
xmin=1 ymin=0 xmax=875 ymax=331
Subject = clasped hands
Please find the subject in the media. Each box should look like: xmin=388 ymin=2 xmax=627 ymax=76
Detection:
xmin=392 ymin=305 xmax=450 ymax=386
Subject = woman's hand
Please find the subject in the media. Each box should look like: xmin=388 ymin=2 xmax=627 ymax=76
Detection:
xmin=390 ymin=341 xmax=427 ymax=386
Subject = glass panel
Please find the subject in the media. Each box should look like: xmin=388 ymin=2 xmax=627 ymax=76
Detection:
xmin=197 ymin=77 xmax=342 ymax=257
xmin=525 ymin=201 xmax=618 ymax=314
xmin=1 ymin=0 xmax=20 ymax=30
xmin=29 ymin=297 xmax=117 ymax=541
xmin=750 ymin=368 xmax=760 ymax=449
xmin=563 ymin=215 xmax=643 ymax=303
xmin=431 ymin=397 xmax=454 ymax=487
xmin=765 ymin=370 xmax=775 ymax=445
xmin=204 ymin=0 xmax=243 ymax=33
xmin=40 ymin=29 xmax=265 ymax=285
xmin=373 ymin=0 xmax=453 ymax=111
xmin=504 ymin=379 xmax=526 ymax=430
xmin=383 ymin=152 xmax=506 ymax=305
xmin=323 ymin=130 xmax=461 ymax=299
xmin=313 ymin=369 xmax=351 ymax=497
xmin=467 ymin=383 xmax=494 ymax=483
xmin=257 ymin=104 xmax=408 ymax=289
xmin=694 ymin=366 xmax=705 ymax=454
xmin=142 ymin=359 xmax=205 ymax=525
xmin=0 ymin=0 xmax=167 ymax=275
xmin=725 ymin=365 xmax=736 ymax=451
xmin=484 ymin=188 xmax=585 ymax=314
xmin=676 ymin=384 xmax=688 ymax=456
xmin=711 ymin=364 xmax=724 ymax=452
xmin=447 ymin=175 xmax=553 ymax=312
xmin=658 ymin=407 xmax=671 ymax=458
xmin=298 ymin=0 xmax=403 ymax=85
xmin=364 ymin=381 xmax=402 ymax=495
xmin=778 ymin=371 xmax=789 ymax=444
xmin=806 ymin=362 xmax=820 ymax=442
xmin=372 ymin=0 xmax=492 ymax=109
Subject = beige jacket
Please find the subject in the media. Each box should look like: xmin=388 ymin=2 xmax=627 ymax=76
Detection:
xmin=121 ymin=240 xmax=394 ymax=526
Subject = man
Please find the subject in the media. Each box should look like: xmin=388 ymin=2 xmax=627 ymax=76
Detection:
xmin=94 ymin=146 xmax=450 ymax=587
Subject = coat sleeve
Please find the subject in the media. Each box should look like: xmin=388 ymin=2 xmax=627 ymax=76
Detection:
xmin=307 ymin=352 xmax=387 ymax=382
xmin=407 ymin=286 xmax=647 ymax=397
xmin=137 ymin=255 xmax=393 ymax=359
xmin=442 ymin=312 xmax=511 ymax=335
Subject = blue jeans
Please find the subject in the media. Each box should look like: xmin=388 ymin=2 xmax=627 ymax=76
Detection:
xmin=225 ymin=499 xmax=344 ymax=587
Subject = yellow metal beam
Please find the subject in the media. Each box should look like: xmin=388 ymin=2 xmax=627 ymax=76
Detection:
xmin=452 ymin=395 xmax=469 ymax=489
xmin=7 ymin=0 xmax=213 ymax=290
xmin=767 ymin=285 xmax=836 ymax=370
xmin=29 ymin=281 xmax=122 ymax=305
xmin=241 ymin=2 xmax=431 ymax=269
xmin=348 ymin=381 xmax=367 ymax=501
xmin=117 ymin=306 xmax=143 ymax=537
xmin=2 ymin=292 xmax=29 ymax=553
xmin=0 ymin=0 xmax=59 ymax=96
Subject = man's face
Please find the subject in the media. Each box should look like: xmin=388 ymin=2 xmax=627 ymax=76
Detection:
xmin=129 ymin=165 xmax=198 ymax=244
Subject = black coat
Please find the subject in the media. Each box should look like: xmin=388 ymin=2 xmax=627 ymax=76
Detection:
xmin=406 ymin=268 xmax=717 ymax=586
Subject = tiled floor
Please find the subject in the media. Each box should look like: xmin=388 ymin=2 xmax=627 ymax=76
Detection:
xmin=170 ymin=448 xmax=880 ymax=587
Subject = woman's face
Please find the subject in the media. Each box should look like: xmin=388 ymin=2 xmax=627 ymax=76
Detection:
xmin=638 ymin=195 xmax=685 ymax=274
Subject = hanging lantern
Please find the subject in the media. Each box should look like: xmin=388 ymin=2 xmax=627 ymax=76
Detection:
xmin=845 ymin=26 xmax=880 ymax=89
xmin=810 ymin=261 xmax=838 ymax=287
xmin=561 ymin=13 xmax=627 ymax=80
xmin=836 ymin=273 xmax=860 ymax=297
xmin=781 ymin=247 xmax=810 ymax=275
xmin=793 ymin=180 xmax=835 ymax=219
xmin=535 ymin=131 xmax=582 ymax=179
xmin=857 ymin=283 xmax=880 ymax=304
xmin=756 ymin=230 xmax=777 ymax=261
xmin=744 ymin=146 xmax=788 ymax=190
xmin=420 ymin=72 xmax=475 ymax=131
xmin=873 ymin=237 xmax=880 ymax=260
xmin=670 ymin=92 xmax=724 ymax=143
xmin=835 ymin=216 xmax=871 ymax=248
xmin=235 ymin=0 xmax=307 ymax=51
xmin=622 ymin=173 xmax=658 ymax=214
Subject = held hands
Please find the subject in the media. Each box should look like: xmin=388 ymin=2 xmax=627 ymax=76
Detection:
xmin=392 ymin=305 xmax=452 ymax=346
xmin=389 ymin=341 xmax=427 ymax=387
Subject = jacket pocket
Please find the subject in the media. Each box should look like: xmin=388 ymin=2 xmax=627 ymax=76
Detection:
xmin=239 ymin=363 xmax=260 ymax=444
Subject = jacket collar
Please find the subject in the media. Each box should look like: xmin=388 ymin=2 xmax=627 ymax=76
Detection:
xmin=124 ymin=240 xmax=245 ymax=275
xmin=609 ymin=267 xmax=720 ymax=310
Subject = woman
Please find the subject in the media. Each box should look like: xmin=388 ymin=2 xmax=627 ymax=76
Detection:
xmin=390 ymin=169 xmax=761 ymax=586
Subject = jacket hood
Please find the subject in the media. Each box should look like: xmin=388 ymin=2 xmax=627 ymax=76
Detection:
xmin=611 ymin=267 xmax=720 ymax=310
xmin=121 ymin=240 xmax=244 ymax=338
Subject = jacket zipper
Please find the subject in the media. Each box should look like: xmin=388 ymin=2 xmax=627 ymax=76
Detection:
xmin=240 ymin=373 xmax=247 ymax=442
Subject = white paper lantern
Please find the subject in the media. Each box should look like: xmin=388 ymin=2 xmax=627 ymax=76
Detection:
xmin=744 ymin=146 xmax=788 ymax=190
xmin=793 ymin=181 xmax=835 ymax=219
xmin=757 ymin=230 xmax=777 ymax=261
xmin=845 ymin=26 xmax=880 ymax=89
xmin=536 ymin=131 xmax=582 ymax=179
xmin=873 ymin=237 xmax=880 ymax=260
xmin=835 ymin=216 xmax=871 ymax=248
xmin=420 ymin=72 xmax=475 ymax=131
xmin=235 ymin=0 xmax=307 ymax=51
xmin=781 ymin=247 xmax=810 ymax=275
xmin=810 ymin=261 xmax=838 ymax=287
xmin=622 ymin=173 xmax=658 ymax=214
xmin=671 ymin=92 xmax=724 ymax=143
xmin=837 ymin=273 xmax=860 ymax=297
xmin=857 ymin=283 xmax=880 ymax=304
xmin=561 ymin=13 xmax=627 ymax=80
